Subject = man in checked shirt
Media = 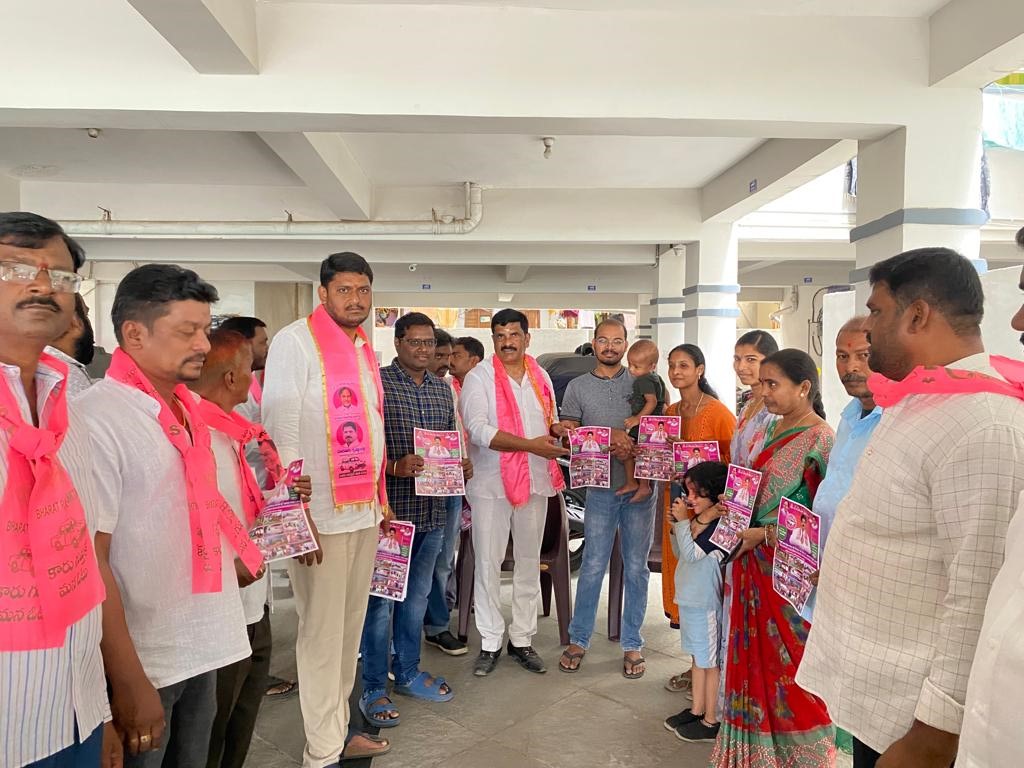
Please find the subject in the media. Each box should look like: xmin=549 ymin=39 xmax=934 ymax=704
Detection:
xmin=357 ymin=312 xmax=473 ymax=729
xmin=797 ymin=247 xmax=1024 ymax=768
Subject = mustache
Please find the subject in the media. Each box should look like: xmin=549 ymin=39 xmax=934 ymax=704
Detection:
xmin=501 ymin=346 xmax=517 ymax=352
xmin=17 ymin=297 xmax=60 ymax=312
xmin=1019 ymin=332 xmax=1024 ymax=347
xmin=183 ymin=354 xmax=207 ymax=366
xmin=841 ymin=375 xmax=867 ymax=384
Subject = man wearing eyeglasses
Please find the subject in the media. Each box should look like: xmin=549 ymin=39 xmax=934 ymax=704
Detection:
xmin=0 ymin=212 xmax=120 ymax=768
xmin=555 ymin=318 xmax=655 ymax=676
xmin=358 ymin=312 xmax=473 ymax=725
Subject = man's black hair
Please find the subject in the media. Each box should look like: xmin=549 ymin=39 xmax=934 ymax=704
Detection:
xmin=111 ymin=264 xmax=219 ymax=345
xmin=342 ymin=421 xmax=358 ymax=431
xmin=394 ymin=312 xmax=435 ymax=340
xmin=1016 ymin=226 xmax=1024 ymax=249
xmin=218 ymin=316 xmax=267 ymax=339
xmin=491 ymin=308 xmax=529 ymax=334
xmin=0 ymin=211 xmax=85 ymax=270
xmin=434 ymin=328 xmax=454 ymax=347
xmin=454 ymin=336 xmax=485 ymax=360
xmin=320 ymin=252 xmax=373 ymax=288
xmin=868 ymin=247 xmax=983 ymax=336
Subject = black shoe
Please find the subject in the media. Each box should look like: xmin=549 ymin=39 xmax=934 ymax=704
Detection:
xmin=425 ymin=630 xmax=468 ymax=656
xmin=474 ymin=650 xmax=501 ymax=677
xmin=663 ymin=708 xmax=701 ymax=732
xmin=674 ymin=718 xmax=721 ymax=743
xmin=506 ymin=641 xmax=547 ymax=674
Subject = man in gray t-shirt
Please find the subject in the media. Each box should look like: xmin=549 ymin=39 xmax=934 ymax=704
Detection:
xmin=557 ymin=320 xmax=658 ymax=679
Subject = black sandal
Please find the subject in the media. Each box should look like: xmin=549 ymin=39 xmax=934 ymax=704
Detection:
xmin=558 ymin=647 xmax=586 ymax=673
xmin=623 ymin=654 xmax=646 ymax=679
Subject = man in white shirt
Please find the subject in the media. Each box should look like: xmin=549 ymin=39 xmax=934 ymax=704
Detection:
xmin=82 ymin=264 xmax=257 ymax=768
xmin=423 ymin=334 xmax=484 ymax=657
xmin=191 ymin=328 xmax=319 ymax=768
xmin=459 ymin=309 xmax=569 ymax=676
xmin=262 ymin=252 xmax=392 ymax=766
xmin=44 ymin=292 xmax=94 ymax=398
xmin=0 ymin=212 xmax=118 ymax=768
xmin=797 ymin=247 xmax=1024 ymax=768
xmin=957 ymin=226 xmax=1024 ymax=768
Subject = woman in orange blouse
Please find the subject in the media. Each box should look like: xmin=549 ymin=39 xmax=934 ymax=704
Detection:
xmin=660 ymin=344 xmax=736 ymax=626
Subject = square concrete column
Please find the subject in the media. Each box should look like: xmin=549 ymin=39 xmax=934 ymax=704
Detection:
xmin=851 ymin=92 xmax=986 ymax=306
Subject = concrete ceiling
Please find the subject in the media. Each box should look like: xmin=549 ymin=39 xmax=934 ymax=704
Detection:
xmin=0 ymin=128 xmax=302 ymax=186
xmin=266 ymin=0 xmax=950 ymax=17
xmin=338 ymin=133 xmax=765 ymax=188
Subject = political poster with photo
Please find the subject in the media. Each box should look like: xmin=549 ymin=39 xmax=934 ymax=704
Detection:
xmin=709 ymin=464 xmax=763 ymax=553
xmin=249 ymin=459 xmax=320 ymax=564
xmin=370 ymin=521 xmax=416 ymax=602
xmin=569 ymin=426 xmax=611 ymax=489
xmin=413 ymin=428 xmax=465 ymax=497
xmin=634 ymin=415 xmax=681 ymax=481
xmin=773 ymin=497 xmax=821 ymax=613
xmin=672 ymin=441 xmax=721 ymax=478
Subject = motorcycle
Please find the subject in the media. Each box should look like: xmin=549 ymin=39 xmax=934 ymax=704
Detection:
xmin=557 ymin=456 xmax=587 ymax=572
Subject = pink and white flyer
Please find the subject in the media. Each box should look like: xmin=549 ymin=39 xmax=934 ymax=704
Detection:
xmin=772 ymin=497 xmax=821 ymax=613
xmin=634 ymin=415 xmax=681 ymax=481
xmin=709 ymin=463 xmax=763 ymax=553
xmin=413 ymin=427 xmax=465 ymax=497
xmin=569 ymin=426 xmax=611 ymax=489
xmin=249 ymin=459 xmax=320 ymax=564
xmin=672 ymin=441 xmax=721 ymax=478
xmin=370 ymin=520 xmax=416 ymax=602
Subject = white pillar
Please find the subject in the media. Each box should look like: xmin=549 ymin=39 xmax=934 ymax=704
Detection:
xmin=682 ymin=224 xmax=740 ymax=406
xmin=635 ymin=292 xmax=654 ymax=342
xmin=649 ymin=246 xmax=685 ymax=387
xmin=852 ymin=92 xmax=986 ymax=307
xmin=0 ymin=177 xmax=20 ymax=210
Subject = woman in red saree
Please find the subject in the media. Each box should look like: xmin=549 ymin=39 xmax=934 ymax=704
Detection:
xmin=710 ymin=349 xmax=836 ymax=768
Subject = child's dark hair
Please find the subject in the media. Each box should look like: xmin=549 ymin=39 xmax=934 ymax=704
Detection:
xmin=683 ymin=461 xmax=728 ymax=501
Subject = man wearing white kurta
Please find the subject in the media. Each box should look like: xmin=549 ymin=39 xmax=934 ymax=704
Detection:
xmin=262 ymin=253 xmax=391 ymax=766
xmin=459 ymin=308 xmax=569 ymax=677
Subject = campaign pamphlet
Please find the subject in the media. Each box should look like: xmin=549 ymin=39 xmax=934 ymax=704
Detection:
xmin=708 ymin=464 xmax=763 ymax=553
xmin=634 ymin=415 xmax=681 ymax=481
xmin=673 ymin=441 xmax=721 ymax=478
xmin=773 ymin=497 xmax=821 ymax=613
xmin=414 ymin=428 xmax=465 ymax=497
xmin=569 ymin=426 xmax=612 ymax=489
xmin=249 ymin=459 xmax=320 ymax=564
xmin=370 ymin=520 xmax=416 ymax=602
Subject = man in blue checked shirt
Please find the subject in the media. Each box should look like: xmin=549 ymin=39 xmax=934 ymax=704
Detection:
xmin=803 ymin=315 xmax=882 ymax=624
xmin=358 ymin=312 xmax=473 ymax=730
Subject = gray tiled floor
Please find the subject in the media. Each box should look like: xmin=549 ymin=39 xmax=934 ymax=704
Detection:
xmin=245 ymin=568 xmax=852 ymax=768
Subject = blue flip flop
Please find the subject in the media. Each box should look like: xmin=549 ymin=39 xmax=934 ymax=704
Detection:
xmin=394 ymin=670 xmax=454 ymax=702
xmin=358 ymin=690 xmax=401 ymax=728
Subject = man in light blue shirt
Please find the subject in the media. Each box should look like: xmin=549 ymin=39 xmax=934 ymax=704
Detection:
xmin=803 ymin=316 xmax=882 ymax=623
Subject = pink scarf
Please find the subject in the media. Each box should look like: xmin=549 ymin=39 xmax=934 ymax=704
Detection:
xmin=196 ymin=399 xmax=284 ymax=523
xmin=870 ymin=355 xmax=1024 ymax=408
xmin=307 ymin=305 xmax=389 ymax=510
xmin=493 ymin=355 xmax=565 ymax=507
xmin=0 ymin=354 xmax=106 ymax=651
xmin=249 ymin=375 xmax=263 ymax=405
xmin=106 ymin=349 xmax=264 ymax=592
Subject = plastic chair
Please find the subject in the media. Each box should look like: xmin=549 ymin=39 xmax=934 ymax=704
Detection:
xmin=607 ymin=500 xmax=663 ymax=642
xmin=456 ymin=492 xmax=573 ymax=645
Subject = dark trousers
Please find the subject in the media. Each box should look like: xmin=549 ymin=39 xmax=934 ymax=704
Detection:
xmin=854 ymin=737 xmax=954 ymax=768
xmin=25 ymin=725 xmax=102 ymax=767
xmin=124 ymin=670 xmax=218 ymax=768
xmin=853 ymin=738 xmax=881 ymax=768
xmin=207 ymin=608 xmax=273 ymax=768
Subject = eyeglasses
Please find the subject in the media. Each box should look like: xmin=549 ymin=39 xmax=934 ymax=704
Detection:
xmin=0 ymin=261 xmax=82 ymax=294
xmin=402 ymin=338 xmax=437 ymax=349
xmin=594 ymin=337 xmax=626 ymax=347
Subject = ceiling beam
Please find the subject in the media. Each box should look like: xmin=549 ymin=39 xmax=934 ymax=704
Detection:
xmin=700 ymin=139 xmax=857 ymax=223
xmin=738 ymin=259 xmax=784 ymax=276
xmin=930 ymin=0 xmax=1024 ymax=87
xmin=257 ymin=132 xmax=373 ymax=220
xmin=505 ymin=265 xmax=531 ymax=283
xmin=126 ymin=0 xmax=258 ymax=74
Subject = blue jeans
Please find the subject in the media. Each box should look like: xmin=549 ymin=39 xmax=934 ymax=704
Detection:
xmin=567 ymin=487 xmax=656 ymax=652
xmin=424 ymin=495 xmax=463 ymax=636
xmin=361 ymin=525 xmax=444 ymax=693
xmin=25 ymin=725 xmax=101 ymax=768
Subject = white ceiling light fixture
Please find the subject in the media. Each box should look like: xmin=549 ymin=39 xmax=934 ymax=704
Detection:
xmin=498 ymin=292 xmax=515 ymax=303
xmin=542 ymin=136 xmax=555 ymax=159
